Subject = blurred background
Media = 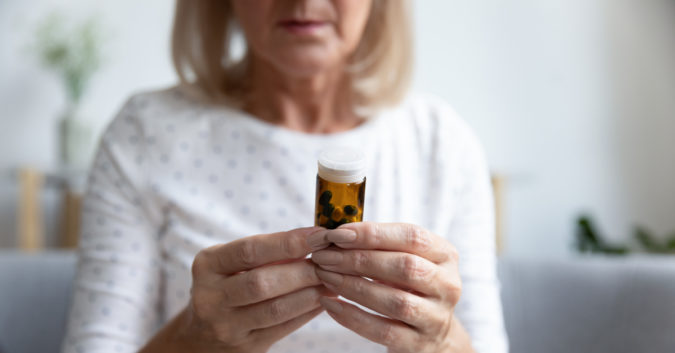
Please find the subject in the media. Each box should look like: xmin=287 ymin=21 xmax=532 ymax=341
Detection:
xmin=2 ymin=1 xmax=675 ymax=352
xmin=1 ymin=0 xmax=674 ymax=257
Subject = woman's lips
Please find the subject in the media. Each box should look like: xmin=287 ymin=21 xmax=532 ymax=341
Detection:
xmin=278 ymin=20 xmax=328 ymax=35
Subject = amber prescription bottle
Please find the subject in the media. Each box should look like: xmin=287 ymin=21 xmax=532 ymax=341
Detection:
xmin=314 ymin=148 xmax=366 ymax=229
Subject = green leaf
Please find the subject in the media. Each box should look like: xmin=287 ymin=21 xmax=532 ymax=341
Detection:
xmin=32 ymin=11 xmax=106 ymax=105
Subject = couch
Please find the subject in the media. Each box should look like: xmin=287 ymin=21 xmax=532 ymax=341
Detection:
xmin=1 ymin=251 xmax=674 ymax=353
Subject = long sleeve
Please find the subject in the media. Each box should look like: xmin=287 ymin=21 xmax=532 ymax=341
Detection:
xmin=446 ymin=124 xmax=509 ymax=353
xmin=62 ymin=97 xmax=164 ymax=353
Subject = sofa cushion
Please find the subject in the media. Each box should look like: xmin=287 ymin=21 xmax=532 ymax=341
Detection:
xmin=499 ymin=256 xmax=675 ymax=353
xmin=0 ymin=251 xmax=77 ymax=353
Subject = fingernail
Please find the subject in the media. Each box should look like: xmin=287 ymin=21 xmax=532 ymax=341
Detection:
xmin=326 ymin=229 xmax=357 ymax=243
xmin=311 ymin=250 xmax=343 ymax=265
xmin=307 ymin=229 xmax=329 ymax=251
xmin=319 ymin=297 xmax=343 ymax=313
xmin=315 ymin=268 xmax=344 ymax=287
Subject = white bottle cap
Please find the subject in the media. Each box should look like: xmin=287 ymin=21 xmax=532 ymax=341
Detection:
xmin=317 ymin=147 xmax=366 ymax=184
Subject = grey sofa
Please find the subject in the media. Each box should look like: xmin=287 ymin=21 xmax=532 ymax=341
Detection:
xmin=1 ymin=251 xmax=674 ymax=353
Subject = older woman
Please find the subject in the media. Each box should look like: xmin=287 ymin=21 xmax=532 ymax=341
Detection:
xmin=63 ymin=1 xmax=508 ymax=352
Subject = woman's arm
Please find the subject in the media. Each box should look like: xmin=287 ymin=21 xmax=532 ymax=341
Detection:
xmin=445 ymin=122 xmax=509 ymax=353
xmin=138 ymin=308 xmax=193 ymax=353
xmin=62 ymin=98 xmax=164 ymax=352
xmin=63 ymin=97 xmax=334 ymax=353
xmin=449 ymin=316 xmax=477 ymax=353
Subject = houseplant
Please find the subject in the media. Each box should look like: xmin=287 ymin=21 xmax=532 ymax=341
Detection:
xmin=34 ymin=13 xmax=105 ymax=169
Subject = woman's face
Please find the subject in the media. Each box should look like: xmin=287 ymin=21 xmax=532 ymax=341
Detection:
xmin=231 ymin=0 xmax=372 ymax=78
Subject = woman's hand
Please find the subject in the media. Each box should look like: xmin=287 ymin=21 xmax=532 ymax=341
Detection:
xmin=185 ymin=226 xmax=338 ymax=352
xmin=143 ymin=227 xmax=338 ymax=353
xmin=308 ymin=222 xmax=473 ymax=353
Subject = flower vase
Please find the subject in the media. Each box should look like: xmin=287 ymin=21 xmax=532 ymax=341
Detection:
xmin=59 ymin=105 xmax=94 ymax=170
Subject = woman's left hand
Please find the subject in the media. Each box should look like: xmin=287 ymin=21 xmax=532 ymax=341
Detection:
xmin=308 ymin=222 xmax=467 ymax=353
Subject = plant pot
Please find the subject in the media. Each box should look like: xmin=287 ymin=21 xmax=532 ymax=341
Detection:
xmin=59 ymin=106 xmax=94 ymax=170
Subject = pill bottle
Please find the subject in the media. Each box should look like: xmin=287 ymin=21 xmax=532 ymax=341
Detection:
xmin=314 ymin=147 xmax=366 ymax=229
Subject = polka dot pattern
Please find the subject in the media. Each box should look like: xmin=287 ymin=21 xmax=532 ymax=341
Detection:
xmin=62 ymin=88 xmax=508 ymax=353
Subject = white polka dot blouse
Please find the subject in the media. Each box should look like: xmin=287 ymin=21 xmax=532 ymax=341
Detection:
xmin=62 ymin=85 xmax=508 ymax=353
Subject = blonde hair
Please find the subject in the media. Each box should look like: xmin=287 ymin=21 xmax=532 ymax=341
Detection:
xmin=171 ymin=0 xmax=413 ymax=113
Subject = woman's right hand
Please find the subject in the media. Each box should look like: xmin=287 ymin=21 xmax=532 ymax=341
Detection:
xmin=176 ymin=226 xmax=338 ymax=353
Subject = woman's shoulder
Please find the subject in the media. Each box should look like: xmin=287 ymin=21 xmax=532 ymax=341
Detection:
xmin=97 ymin=85 xmax=222 ymax=156
xmin=119 ymin=84 xmax=211 ymax=119
xmin=394 ymin=92 xmax=485 ymax=153
xmin=106 ymin=84 xmax=239 ymax=136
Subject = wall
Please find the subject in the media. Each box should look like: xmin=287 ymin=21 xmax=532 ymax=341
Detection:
xmin=413 ymin=0 xmax=675 ymax=257
xmin=1 ymin=0 xmax=674 ymax=256
xmin=604 ymin=0 xmax=675 ymax=249
xmin=0 ymin=0 xmax=176 ymax=246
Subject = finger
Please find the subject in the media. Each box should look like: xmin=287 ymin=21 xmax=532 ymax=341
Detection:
xmin=330 ymin=222 xmax=457 ymax=264
xmin=249 ymin=306 xmax=325 ymax=346
xmin=306 ymin=228 xmax=358 ymax=251
xmin=194 ymin=227 xmax=329 ymax=275
xmin=224 ymin=259 xmax=322 ymax=306
xmin=319 ymin=297 xmax=420 ymax=349
xmin=312 ymin=248 xmax=448 ymax=297
xmin=315 ymin=269 xmax=444 ymax=329
xmin=236 ymin=285 xmax=328 ymax=330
